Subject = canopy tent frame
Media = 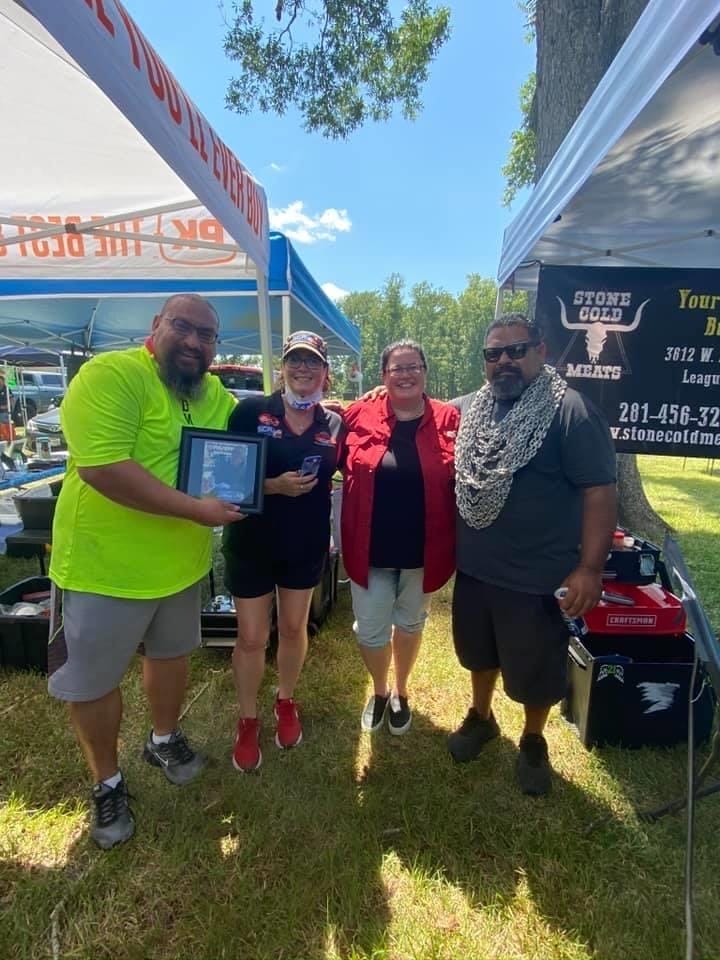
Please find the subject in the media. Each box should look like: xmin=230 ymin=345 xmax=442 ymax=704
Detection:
xmin=2 ymin=0 xmax=277 ymax=390
xmin=0 ymin=217 xmax=360 ymax=362
xmin=0 ymin=2 xmax=359 ymax=383
xmin=0 ymin=199 xmax=245 ymax=252
xmin=497 ymin=0 xmax=720 ymax=294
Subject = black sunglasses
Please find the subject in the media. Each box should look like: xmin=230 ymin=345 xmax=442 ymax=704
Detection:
xmin=482 ymin=340 xmax=537 ymax=363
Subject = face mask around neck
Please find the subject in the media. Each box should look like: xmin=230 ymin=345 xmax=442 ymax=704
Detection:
xmin=283 ymin=385 xmax=323 ymax=410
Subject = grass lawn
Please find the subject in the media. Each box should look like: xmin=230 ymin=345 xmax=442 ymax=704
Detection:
xmin=1 ymin=456 xmax=719 ymax=959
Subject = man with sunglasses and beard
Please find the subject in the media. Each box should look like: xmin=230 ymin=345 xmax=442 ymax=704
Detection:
xmin=448 ymin=313 xmax=616 ymax=795
xmin=48 ymin=294 xmax=243 ymax=849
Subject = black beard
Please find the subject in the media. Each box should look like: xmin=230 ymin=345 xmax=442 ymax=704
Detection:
xmin=490 ymin=370 xmax=525 ymax=401
xmin=157 ymin=353 xmax=206 ymax=400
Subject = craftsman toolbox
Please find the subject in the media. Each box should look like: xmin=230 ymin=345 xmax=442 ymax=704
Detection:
xmin=562 ymin=584 xmax=715 ymax=748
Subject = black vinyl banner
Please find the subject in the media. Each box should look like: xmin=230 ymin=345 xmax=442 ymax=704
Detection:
xmin=536 ymin=265 xmax=720 ymax=458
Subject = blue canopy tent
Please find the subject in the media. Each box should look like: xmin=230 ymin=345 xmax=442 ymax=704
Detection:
xmin=0 ymin=232 xmax=360 ymax=360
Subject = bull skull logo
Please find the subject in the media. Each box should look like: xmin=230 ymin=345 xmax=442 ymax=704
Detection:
xmin=557 ymin=296 xmax=650 ymax=363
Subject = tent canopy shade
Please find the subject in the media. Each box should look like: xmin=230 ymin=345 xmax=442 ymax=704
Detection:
xmin=497 ymin=0 xmax=720 ymax=292
xmin=0 ymin=233 xmax=360 ymax=357
xmin=0 ymin=345 xmax=62 ymax=366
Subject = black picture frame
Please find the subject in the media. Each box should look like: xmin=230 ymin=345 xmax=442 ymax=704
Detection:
xmin=176 ymin=428 xmax=267 ymax=514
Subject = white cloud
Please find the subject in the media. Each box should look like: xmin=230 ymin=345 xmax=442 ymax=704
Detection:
xmin=269 ymin=200 xmax=352 ymax=244
xmin=321 ymin=282 xmax=349 ymax=302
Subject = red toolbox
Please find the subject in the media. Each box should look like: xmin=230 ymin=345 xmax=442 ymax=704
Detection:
xmin=583 ymin=583 xmax=686 ymax=635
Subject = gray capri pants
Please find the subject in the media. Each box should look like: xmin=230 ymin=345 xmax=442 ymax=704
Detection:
xmin=47 ymin=580 xmax=202 ymax=702
xmin=351 ymin=567 xmax=430 ymax=649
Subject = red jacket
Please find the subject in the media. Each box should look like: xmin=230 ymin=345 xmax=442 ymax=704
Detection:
xmin=341 ymin=394 xmax=459 ymax=593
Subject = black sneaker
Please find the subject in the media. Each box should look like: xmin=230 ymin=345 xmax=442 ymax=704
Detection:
xmin=90 ymin=777 xmax=135 ymax=850
xmin=447 ymin=707 xmax=500 ymax=763
xmin=360 ymin=693 xmax=389 ymax=732
xmin=516 ymin=733 xmax=552 ymax=796
xmin=142 ymin=729 xmax=207 ymax=785
xmin=388 ymin=693 xmax=412 ymax=735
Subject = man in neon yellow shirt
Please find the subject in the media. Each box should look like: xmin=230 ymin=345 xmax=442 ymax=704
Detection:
xmin=49 ymin=294 xmax=242 ymax=850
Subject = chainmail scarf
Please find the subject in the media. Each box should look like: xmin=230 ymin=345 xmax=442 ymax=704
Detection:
xmin=456 ymin=365 xmax=567 ymax=529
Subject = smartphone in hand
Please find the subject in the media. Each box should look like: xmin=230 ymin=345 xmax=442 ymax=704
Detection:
xmin=299 ymin=455 xmax=322 ymax=477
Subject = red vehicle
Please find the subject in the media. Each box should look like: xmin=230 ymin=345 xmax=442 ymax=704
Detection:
xmin=209 ymin=363 xmax=265 ymax=398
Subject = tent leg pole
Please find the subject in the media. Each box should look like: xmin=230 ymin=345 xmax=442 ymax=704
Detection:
xmin=494 ymin=288 xmax=505 ymax=319
xmin=281 ymin=295 xmax=291 ymax=345
xmin=257 ymin=274 xmax=274 ymax=395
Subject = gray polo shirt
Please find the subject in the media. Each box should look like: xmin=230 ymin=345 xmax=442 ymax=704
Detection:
xmin=451 ymin=386 xmax=616 ymax=595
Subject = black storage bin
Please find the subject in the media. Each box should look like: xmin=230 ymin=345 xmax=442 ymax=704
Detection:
xmin=602 ymin=538 xmax=660 ymax=585
xmin=0 ymin=576 xmax=51 ymax=672
xmin=562 ymin=631 xmax=715 ymax=748
xmin=13 ymin=490 xmax=58 ymax=530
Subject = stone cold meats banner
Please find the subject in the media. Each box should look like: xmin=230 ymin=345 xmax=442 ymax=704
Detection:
xmin=536 ymin=265 xmax=720 ymax=458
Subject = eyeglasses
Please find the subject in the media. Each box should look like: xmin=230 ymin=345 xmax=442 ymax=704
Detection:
xmin=285 ymin=354 xmax=324 ymax=370
xmin=482 ymin=341 xmax=536 ymax=363
xmin=167 ymin=316 xmax=218 ymax=345
xmin=387 ymin=364 xmax=426 ymax=376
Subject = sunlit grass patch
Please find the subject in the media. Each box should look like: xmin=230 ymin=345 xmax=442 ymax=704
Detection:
xmin=0 ymin=455 xmax=718 ymax=958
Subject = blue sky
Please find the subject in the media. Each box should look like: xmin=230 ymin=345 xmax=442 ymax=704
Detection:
xmin=123 ymin=1 xmax=535 ymax=300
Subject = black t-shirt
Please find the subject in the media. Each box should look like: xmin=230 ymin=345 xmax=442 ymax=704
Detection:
xmin=369 ymin=417 xmax=425 ymax=569
xmin=451 ymin=386 xmax=616 ymax=594
xmin=222 ymin=392 xmax=344 ymax=564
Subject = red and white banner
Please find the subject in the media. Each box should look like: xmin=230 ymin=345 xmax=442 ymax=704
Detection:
xmin=0 ymin=0 xmax=269 ymax=276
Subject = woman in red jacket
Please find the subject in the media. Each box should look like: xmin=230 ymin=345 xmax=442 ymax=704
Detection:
xmin=341 ymin=340 xmax=459 ymax=735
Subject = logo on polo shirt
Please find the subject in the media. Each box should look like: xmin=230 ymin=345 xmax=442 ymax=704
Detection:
xmin=314 ymin=432 xmax=336 ymax=447
xmin=259 ymin=413 xmax=280 ymax=427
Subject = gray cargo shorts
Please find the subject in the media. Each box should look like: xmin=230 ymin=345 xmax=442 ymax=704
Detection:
xmin=47 ymin=580 xmax=202 ymax=703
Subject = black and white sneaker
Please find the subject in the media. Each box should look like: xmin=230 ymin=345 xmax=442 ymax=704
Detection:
xmin=388 ymin=693 xmax=412 ymax=735
xmin=360 ymin=693 xmax=389 ymax=732
xmin=142 ymin=728 xmax=207 ymax=786
xmin=90 ymin=777 xmax=135 ymax=850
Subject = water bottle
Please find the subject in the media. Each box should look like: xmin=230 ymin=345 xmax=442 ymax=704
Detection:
xmin=554 ymin=587 xmax=588 ymax=637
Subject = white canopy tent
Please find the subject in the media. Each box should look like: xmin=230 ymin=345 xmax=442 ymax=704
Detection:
xmin=497 ymin=0 xmax=720 ymax=293
xmin=0 ymin=0 xmax=279 ymax=386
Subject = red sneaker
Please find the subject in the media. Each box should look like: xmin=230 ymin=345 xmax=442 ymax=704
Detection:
xmin=232 ymin=717 xmax=262 ymax=772
xmin=274 ymin=696 xmax=303 ymax=749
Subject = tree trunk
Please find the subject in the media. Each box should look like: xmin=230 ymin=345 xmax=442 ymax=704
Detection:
xmin=615 ymin=454 xmax=670 ymax=543
xmin=533 ymin=0 xmax=670 ymax=539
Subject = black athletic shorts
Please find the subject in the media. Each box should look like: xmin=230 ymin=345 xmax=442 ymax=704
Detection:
xmin=451 ymin=570 xmax=569 ymax=706
xmin=223 ymin=545 xmax=326 ymax=598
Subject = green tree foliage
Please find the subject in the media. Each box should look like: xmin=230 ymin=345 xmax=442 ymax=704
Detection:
xmin=223 ymin=1 xmax=451 ymax=138
xmin=341 ymin=274 xmax=527 ymax=399
xmin=501 ymin=2 xmax=537 ymax=206
xmin=501 ymin=72 xmax=536 ymax=207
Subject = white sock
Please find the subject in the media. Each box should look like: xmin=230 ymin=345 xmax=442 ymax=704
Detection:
xmin=151 ymin=730 xmax=173 ymax=745
xmin=101 ymin=771 xmax=122 ymax=790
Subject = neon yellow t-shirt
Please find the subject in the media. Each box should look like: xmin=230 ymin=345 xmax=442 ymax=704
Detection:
xmin=50 ymin=346 xmax=236 ymax=598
